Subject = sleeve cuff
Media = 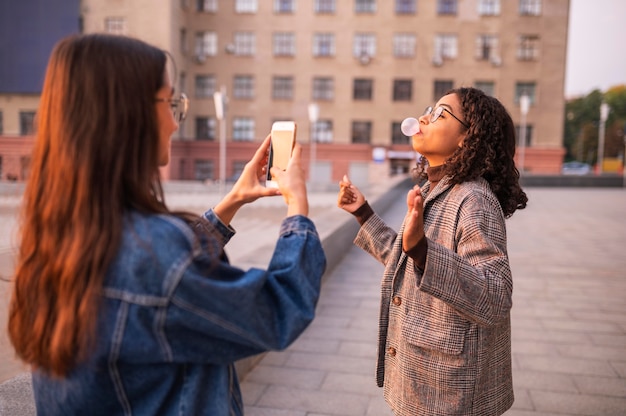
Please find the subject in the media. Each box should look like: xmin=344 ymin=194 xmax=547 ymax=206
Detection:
xmin=404 ymin=236 xmax=428 ymax=270
xmin=353 ymin=201 xmax=375 ymax=225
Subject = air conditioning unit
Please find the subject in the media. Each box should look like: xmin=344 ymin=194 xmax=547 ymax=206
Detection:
xmin=225 ymin=43 xmax=235 ymax=54
xmin=358 ymin=52 xmax=371 ymax=65
xmin=490 ymin=55 xmax=502 ymax=67
xmin=195 ymin=53 xmax=207 ymax=64
xmin=432 ymin=55 xmax=443 ymax=66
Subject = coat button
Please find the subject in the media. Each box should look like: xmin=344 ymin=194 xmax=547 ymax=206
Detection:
xmin=392 ymin=296 xmax=401 ymax=306
xmin=387 ymin=347 xmax=396 ymax=357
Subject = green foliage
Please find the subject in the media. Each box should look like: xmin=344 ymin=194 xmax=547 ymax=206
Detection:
xmin=564 ymin=85 xmax=626 ymax=165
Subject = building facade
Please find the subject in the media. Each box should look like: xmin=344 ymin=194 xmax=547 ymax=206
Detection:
xmin=0 ymin=0 xmax=569 ymax=183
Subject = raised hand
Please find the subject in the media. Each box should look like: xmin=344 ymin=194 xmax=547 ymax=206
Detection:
xmin=337 ymin=175 xmax=366 ymax=213
xmin=270 ymin=143 xmax=309 ymax=217
xmin=213 ymin=135 xmax=281 ymax=225
xmin=228 ymin=134 xmax=282 ymax=204
xmin=402 ymin=185 xmax=425 ymax=252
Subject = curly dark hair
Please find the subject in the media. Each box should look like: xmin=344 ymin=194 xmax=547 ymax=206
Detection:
xmin=414 ymin=87 xmax=528 ymax=218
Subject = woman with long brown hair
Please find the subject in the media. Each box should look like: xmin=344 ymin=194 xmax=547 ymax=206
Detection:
xmin=8 ymin=33 xmax=325 ymax=415
xmin=338 ymin=87 xmax=527 ymax=415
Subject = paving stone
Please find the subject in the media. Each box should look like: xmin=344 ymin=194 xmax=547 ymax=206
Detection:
xmin=517 ymin=355 xmax=617 ymax=377
xmin=530 ymin=389 xmax=626 ymax=416
xmin=320 ymin=372 xmax=380 ymax=396
xmin=284 ymin=351 xmax=373 ymax=376
xmin=256 ymin=385 xmax=369 ymax=416
xmin=513 ymin=369 xmax=578 ymax=393
xmin=572 ymin=374 xmax=626 ymax=397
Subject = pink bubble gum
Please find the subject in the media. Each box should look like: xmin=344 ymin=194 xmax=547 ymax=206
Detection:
xmin=401 ymin=117 xmax=420 ymax=136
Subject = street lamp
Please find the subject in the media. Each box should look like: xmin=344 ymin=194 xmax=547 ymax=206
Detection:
xmin=307 ymin=103 xmax=319 ymax=183
xmin=518 ymin=94 xmax=530 ymax=175
xmin=597 ymin=102 xmax=610 ymax=174
xmin=622 ymin=123 xmax=626 ymax=187
xmin=213 ymin=86 xmax=227 ymax=195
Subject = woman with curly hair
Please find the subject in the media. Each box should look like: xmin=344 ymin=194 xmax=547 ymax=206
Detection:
xmin=337 ymin=87 xmax=527 ymax=415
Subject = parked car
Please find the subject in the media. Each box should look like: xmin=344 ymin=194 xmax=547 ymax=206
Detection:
xmin=561 ymin=161 xmax=592 ymax=175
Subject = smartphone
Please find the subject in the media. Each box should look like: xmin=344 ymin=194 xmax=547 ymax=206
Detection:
xmin=265 ymin=121 xmax=297 ymax=188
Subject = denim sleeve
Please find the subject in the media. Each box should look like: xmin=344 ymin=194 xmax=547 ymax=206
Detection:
xmin=166 ymin=214 xmax=326 ymax=364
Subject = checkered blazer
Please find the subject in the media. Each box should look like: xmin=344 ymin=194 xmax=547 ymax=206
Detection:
xmin=354 ymin=177 xmax=514 ymax=416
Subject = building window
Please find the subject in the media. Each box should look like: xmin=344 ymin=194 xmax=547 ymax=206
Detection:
xmin=235 ymin=0 xmax=258 ymax=13
xmin=315 ymin=0 xmax=335 ymax=13
xmin=312 ymin=120 xmax=333 ymax=143
xmin=519 ymin=0 xmax=541 ymax=16
xmin=352 ymin=121 xmax=372 ymax=144
xmin=312 ymin=77 xmax=334 ymax=101
xmin=274 ymin=0 xmax=295 ymax=12
xmin=353 ymin=33 xmax=376 ymax=59
xmin=179 ymin=72 xmax=187 ymax=99
xmin=272 ymin=76 xmax=294 ymax=100
xmin=393 ymin=79 xmax=412 ymax=101
xmin=474 ymin=81 xmax=495 ymax=96
xmin=20 ymin=111 xmax=35 ymax=136
xmin=475 ymin=34 xmax=499 ymax=61
xmin=515 ymin=82 xmax=536 ymax=104
xmin=273 ymin=32 xmax=296 ymax=56
xmin=234 ymin=32 xmax=255 ymax=56
xmin=180 ymin=29 xmax=188 ymax=56
xmin=393 ymin=33 xmax=416 ymax=58
xmin=313 ymin=33 xmax=335 ymax=57
xmin=353 ymin=79 xmax=373 ymax=100
xmin=195 ymin=32 xmax=217 ymax=58
xmin=396 ymin=0 xmax=416 ymax=14
xmin=433 ymin=80 xmax=453 ymax=100
xmin=515 ymin=124 xmax=533 ymax=146
xmin=234 ymin=75 xmax=254 ymax=99
xmin=195 ymin=75 xmax=216 ymax=98
xmin=197 ymin=0 xmax=217 ymax=12
xmin=232 ymin=117 xmax=255 ymax=141
xmin=391 ymin=122 xmax=410 ymax=144
xmin=437 ymin=0 xmax=458 ymax=15
xmin=478 ymin=0 xmax=500 ymax=15
xmin=104 ymin=17 xmax=126 ymax=34
xmin=196 ymin=117 xmax=216 ymax=140
xmin=517 ymin=35 xmax=540 ymax=61
xmin=434 ymin=34 xmax=458 ymax=62
xmin=355 ymin=0 xmax=376 ymax=13
xmin=194 ymin=160 xmax=214 ymax=181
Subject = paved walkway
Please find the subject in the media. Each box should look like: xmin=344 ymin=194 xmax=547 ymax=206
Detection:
xmin=239 ymin=186 xmax=626 ymax=416
xmin=1 ymin=183 xmax=625 ymax=415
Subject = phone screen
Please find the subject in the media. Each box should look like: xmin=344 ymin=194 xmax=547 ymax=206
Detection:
xmin=266 ymin=122 xmax=296 ymax=187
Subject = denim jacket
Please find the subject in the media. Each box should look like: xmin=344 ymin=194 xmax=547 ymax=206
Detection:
xmin=32 ymin=208 xmax=326 ymax=415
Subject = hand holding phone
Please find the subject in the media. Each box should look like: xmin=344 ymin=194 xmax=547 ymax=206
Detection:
xmin=266 ymin=121 xmax=297 ymax=188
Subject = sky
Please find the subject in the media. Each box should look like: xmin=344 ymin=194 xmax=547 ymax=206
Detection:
xmin=565 ymin=0 xmax=626 ymax=97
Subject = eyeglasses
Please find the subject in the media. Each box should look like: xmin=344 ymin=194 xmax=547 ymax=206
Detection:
xmin=422 ymin=106 xmax=469 ymax=129
xmin=155 ymin=93 xmax=189 ymax=122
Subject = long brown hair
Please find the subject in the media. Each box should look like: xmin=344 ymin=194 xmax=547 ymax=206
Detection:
xmin=8 ymin=34 xmax=170 ymax=377
xmin=414 ymin=87 xmax=528 ymax=218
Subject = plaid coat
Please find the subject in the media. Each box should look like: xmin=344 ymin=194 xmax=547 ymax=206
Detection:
xmin=354 ymin=176 xmax=514 ymax=416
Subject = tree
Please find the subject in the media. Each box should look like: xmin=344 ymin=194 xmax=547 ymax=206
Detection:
xmin=563 ymin=85 xmax=626 ymax=165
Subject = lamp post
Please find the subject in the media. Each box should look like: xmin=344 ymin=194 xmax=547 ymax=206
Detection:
xmin=518 ymin=95 xmax=530 ymax=175
xmin=597 ymin=102 xmax=609 ymax=174
xmin=622 ymin=123 xmax=626 ymax=187
xmin=213 ymin=86 xmax=227 ymax=195
xmin=307 ymin=103 xmax=319 ymax=183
